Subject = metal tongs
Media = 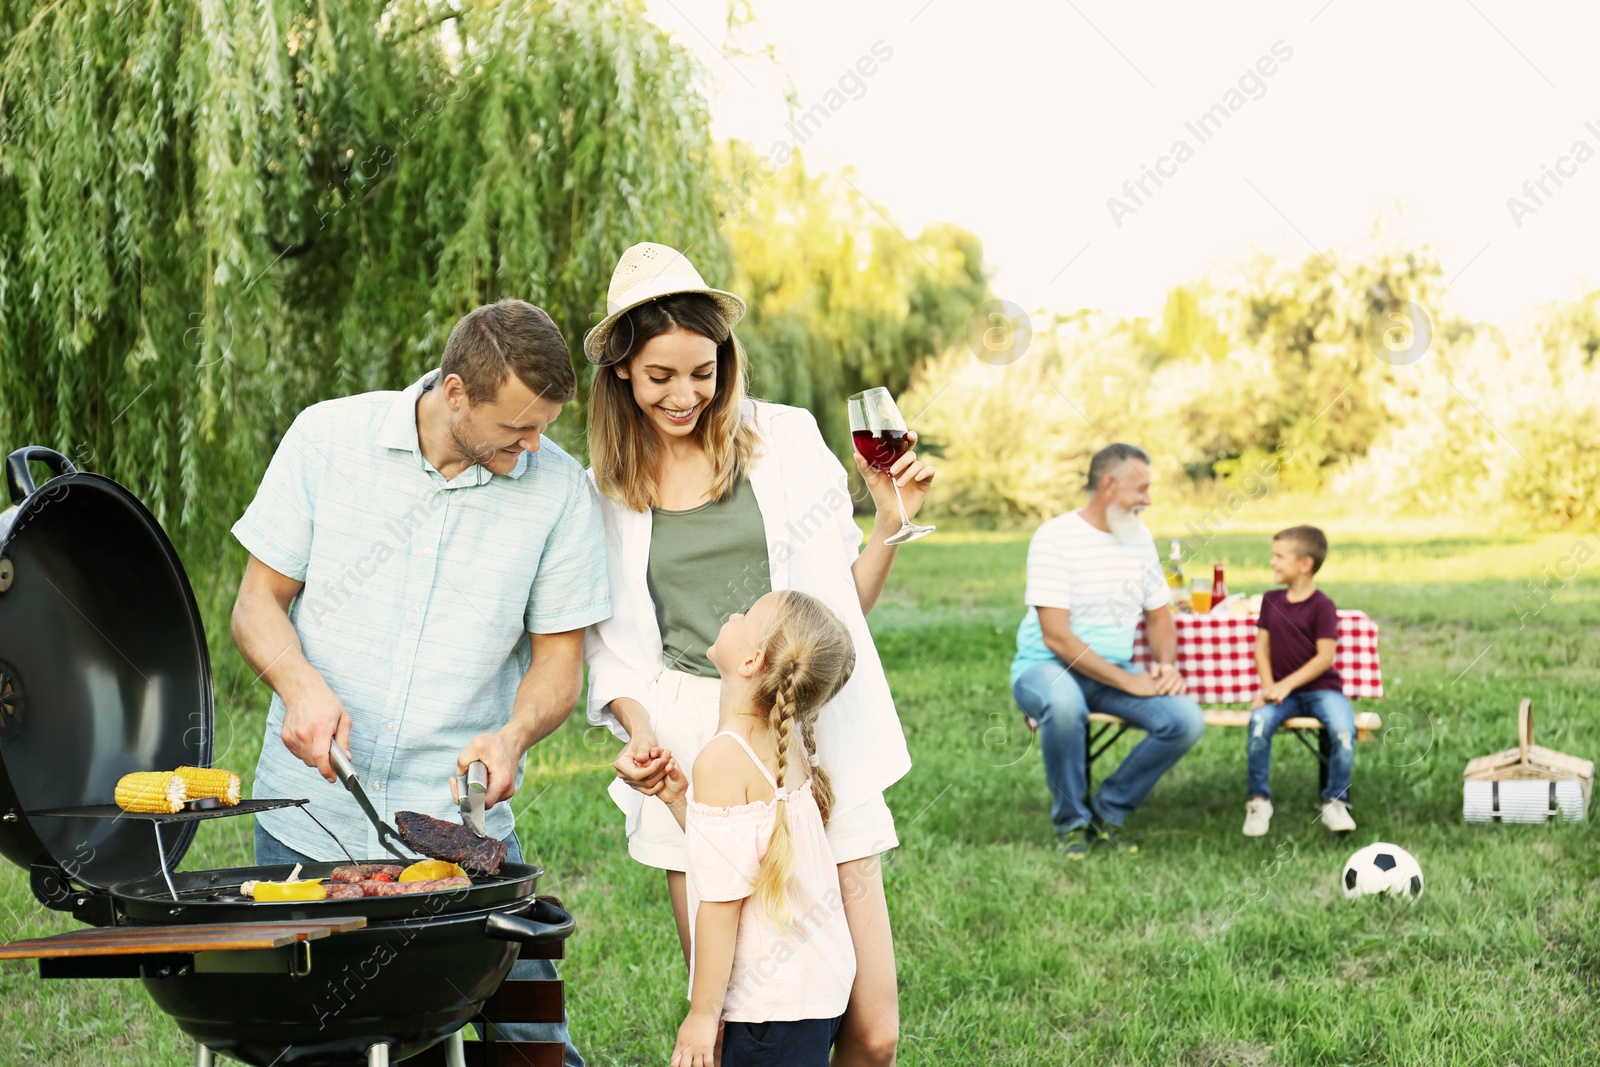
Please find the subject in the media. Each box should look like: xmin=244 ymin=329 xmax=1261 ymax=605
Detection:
xmin=453 ymin=760 xmax=488 ymax=838
xmin=328 ymin=745 xmax=411 ymax=862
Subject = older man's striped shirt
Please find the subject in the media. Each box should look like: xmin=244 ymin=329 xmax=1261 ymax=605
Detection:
xmin=1011 ymin=510 xmax=1168 ymax=685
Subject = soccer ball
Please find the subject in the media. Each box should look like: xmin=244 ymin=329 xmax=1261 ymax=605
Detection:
xmin=1341 ymin=842 xmax=1424 ymax=901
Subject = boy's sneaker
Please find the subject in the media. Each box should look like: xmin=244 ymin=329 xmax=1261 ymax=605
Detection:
xmin=1057 ymin=828 xmax=1090 ymax=860
xmin=1087 ymin=823 xmax=1139 ymax=855
xmin=1242 ymin=798 xmax=1273 ymax=837
xmin=1319 ymin=798 xmax=1356 ymax=833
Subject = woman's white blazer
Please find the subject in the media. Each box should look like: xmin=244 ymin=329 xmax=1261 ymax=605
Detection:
xmin=583 ymin=399 xmax=913 ymax=817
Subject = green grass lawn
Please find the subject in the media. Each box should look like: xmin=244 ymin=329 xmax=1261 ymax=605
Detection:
xmin=3 ymin=528 xmax=1598 ymax=1065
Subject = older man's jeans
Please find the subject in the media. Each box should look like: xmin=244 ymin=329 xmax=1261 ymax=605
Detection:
xmin=1013 ymin=661 xmax=1205 ymax=834
xmin=254 ymin=823 xmax=584 ymax=1067
xmin=1246 ymin=688 xmax=1355 ymax=803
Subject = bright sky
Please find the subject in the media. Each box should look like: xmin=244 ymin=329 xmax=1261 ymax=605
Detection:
xmin=644 ymin=0 xmax=1600 ymax=327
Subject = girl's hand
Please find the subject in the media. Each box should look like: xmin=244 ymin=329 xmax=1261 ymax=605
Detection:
xmin=853 ymin=430 xmax=936 ymax=526
xmin=615 ymin=726 xmax=671 ymax=796
xmin=658 ymin=756 xmax=689 ymax=809
xmin=670 ymin=1009 xmax=719 ymax=1067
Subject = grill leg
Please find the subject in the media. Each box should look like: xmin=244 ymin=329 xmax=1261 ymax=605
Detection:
xmin=444 ymin=1028 xmax=467 ymax=1067
xmin=193 ymin=1046 xmax=214 ymax=1067
xmin=367 ymin=1043 xmax=391 ymax=1067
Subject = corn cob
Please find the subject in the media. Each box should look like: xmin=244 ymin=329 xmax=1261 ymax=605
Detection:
xmin=115 ymin=772 xmax=187 ymax=814
xmin=174 ymin=766 xmax=241 ymax=806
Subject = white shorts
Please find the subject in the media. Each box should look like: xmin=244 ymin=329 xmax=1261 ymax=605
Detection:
xmin=610 ymin=669 xmax=899 ymax=872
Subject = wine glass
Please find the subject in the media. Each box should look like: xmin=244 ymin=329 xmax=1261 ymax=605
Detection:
xmin=847 ymin=387 xmax=935 ymax=545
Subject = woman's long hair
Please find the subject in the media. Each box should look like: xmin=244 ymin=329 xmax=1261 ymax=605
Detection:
xmin=588 ymin=293 xmax=761 ymax=512
xmin=748 ymin=592 xmax=856 ymax=927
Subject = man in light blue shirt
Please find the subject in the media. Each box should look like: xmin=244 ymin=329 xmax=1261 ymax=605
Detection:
xmin=230 ymin=299 xmax=609 ymax=1065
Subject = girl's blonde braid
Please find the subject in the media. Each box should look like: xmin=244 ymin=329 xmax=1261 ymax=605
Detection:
xmin=754 ymin=661 xmax=802 ymax=927
xmin=799 ymin=716 xmax=834 ymax=826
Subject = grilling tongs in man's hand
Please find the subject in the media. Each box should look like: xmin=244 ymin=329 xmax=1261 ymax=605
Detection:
xmin=450 ymin=761 xmax=488 ymax=838
xmin=327 ymin=744 xmax=412 ymax=863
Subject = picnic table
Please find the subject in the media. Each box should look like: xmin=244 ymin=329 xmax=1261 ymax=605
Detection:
xmin=1080 ymin=608 xmax=1385 ymax=792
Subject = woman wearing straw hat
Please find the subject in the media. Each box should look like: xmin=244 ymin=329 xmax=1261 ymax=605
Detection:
xmin=582 ymin=242 xmax=933 ymax=1065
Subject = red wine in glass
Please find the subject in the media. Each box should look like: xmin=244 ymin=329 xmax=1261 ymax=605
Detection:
xmin=846 ymin=388 xmax=934 ymax=545
xmin=852 ymin=428 xmax=913 ymax=474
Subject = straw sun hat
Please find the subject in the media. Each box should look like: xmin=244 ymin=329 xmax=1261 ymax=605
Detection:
xmin=583 ymin=242 xmax=746 ymax=365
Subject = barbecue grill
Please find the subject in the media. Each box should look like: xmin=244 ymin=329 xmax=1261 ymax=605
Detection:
xmin=0 ymin=447 xmax=574 ymax=1065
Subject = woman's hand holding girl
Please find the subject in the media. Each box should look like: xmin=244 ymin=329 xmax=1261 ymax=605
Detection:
xmin=612 ymin=697 xmax=672 ymax=795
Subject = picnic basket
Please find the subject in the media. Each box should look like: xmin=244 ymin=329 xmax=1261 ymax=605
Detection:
xmin=1463 ymin=699 xmax=1592 ymax=823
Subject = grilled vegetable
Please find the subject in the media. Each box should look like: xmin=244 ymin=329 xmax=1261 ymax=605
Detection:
xmin=174 ymin=766 xmax=241 ymax=805
xmin=245 ymin=879 xmax=328 ymax=902
xmin=115 ymin=771 xmax=187 ymax=814
xmin=400 ymin=859 xmax=467 ymax=882
xmin=243 ymin=863 xmax=327 ymax=902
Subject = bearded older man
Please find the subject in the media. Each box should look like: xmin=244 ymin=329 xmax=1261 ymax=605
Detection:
xmin=1010 ymin=443 xmax=1204 ymax=858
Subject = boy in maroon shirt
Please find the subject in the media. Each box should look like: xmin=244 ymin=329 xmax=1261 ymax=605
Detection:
xmin=1242 ymin=525 xmax=1357 ymax=836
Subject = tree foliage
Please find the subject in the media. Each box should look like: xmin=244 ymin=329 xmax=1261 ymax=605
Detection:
xmin=717 ymin=140 xmax=987 ymax=449
xmin=903 ymin=227 xmax=1599 ymax=530
xmin=0 ymin=0 xmax=724 ymax=557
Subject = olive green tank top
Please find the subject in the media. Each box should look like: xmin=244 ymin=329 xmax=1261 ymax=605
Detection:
xmin=648 ymin=476 xmax=771 ymax=677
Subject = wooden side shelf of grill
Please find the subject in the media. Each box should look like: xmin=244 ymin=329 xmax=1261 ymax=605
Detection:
xmin=409 ymin=896 xmax=569 ymax=1067
xmin=0 ymin=917 xmax=366 ymax=959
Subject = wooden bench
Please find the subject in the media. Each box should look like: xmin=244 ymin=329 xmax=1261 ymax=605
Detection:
xmin=1085 ymin=709 xmax=1383 ymax=795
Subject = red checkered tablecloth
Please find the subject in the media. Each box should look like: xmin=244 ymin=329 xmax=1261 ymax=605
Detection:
xmin=1130 ymin=609 xmax=1384 ymax=704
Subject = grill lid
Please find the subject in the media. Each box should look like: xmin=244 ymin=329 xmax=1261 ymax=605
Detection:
xmin=0 ymin=447 xmax=212 ymax=898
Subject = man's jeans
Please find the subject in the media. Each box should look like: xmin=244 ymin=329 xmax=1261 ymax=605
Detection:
xmin=1012 ymin=662 xmax=1205 ymax=834
xmin=1246 ymin=688 xmax=1355 ymax=803
xmin=254 ymin=823 xmax=584 ymax=1067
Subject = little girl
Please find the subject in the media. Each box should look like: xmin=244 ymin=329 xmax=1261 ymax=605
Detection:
xmin=657 ymin=589 xmax=858 ymax=1067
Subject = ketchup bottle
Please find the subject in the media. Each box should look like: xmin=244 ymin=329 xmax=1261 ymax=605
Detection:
xmin=1211 ymin=563 xmax=1228 ymax=607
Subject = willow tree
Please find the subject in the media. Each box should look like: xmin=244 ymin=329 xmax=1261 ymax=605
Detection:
xmin=717 ymin=141 xmax=988 ymax=451
xmin=0 ymin=0 xmax=724 ymax=558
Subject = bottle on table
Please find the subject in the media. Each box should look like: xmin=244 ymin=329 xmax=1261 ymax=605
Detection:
xmin=1165 ymin=539 xmax=1190 ymax=611
xmin=1211 ymin=563 xmax=1228 ymax=609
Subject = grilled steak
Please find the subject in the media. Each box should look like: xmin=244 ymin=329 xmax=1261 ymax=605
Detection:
xmin=395 ymin=811 xmax=506 ymax=875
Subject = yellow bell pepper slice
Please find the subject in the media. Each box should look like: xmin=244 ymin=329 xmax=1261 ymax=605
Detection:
xmin=248 ymin=879 xmax=328 ymax=902
xmin=400 ymin=859 xmax=467 ymax=882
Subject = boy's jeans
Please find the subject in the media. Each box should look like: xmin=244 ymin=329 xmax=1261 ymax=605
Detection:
xmin=1013 ymin=661 xmax=1205 ymax=834
xmin=1246 ymin=688 xmax=1356 ymax=803
xmin=254 ymin=823 xmax=584 ymax=1067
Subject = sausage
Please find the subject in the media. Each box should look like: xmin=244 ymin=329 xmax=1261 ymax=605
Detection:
xmin=330 ymin=864 xmax=405 ymax=883
xmin=400 ymin=876 xmax=472 ymax=894
xmin=324 ymin=883 xmax=366 ymax=900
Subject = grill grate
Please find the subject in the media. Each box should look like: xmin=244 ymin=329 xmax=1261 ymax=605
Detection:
xmin=28 ymin=798 xmax=306 ymax=823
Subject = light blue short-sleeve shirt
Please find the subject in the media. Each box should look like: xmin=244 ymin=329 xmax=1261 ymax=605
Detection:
xmin=234 ymin=370 xmax=611 ymax=860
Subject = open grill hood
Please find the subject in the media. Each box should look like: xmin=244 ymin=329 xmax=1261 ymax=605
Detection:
xmin=0 ymin=447 xmax=212 ymax=903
